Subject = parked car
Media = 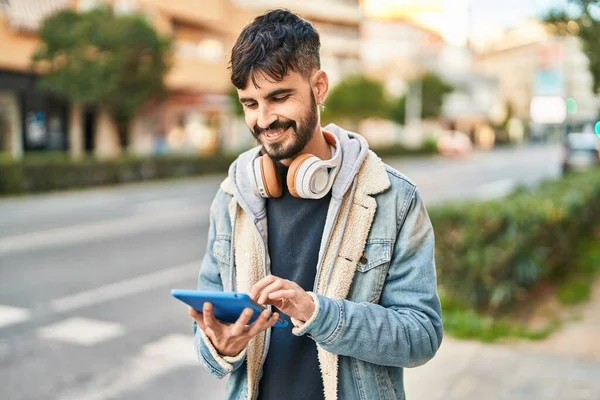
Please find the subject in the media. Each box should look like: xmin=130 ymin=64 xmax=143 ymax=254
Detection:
xmin=561 ymin=132 xmax=600 ymax=174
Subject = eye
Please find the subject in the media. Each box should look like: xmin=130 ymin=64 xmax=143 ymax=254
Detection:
xmin=243 ymin=102 xmax=258 ymax=109
xmin=272 ymin=95 xmax=290 ymax=103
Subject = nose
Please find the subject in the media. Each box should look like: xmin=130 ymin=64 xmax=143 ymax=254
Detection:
xmin=256 ymin=104 xmax=277 ymax=131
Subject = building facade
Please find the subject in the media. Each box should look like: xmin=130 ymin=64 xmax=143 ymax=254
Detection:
xmin=0 ymin=0 xmax=254 ymax=159
xmin=0 ymin=0 xmax=367 ymax=159
xmin=473 ymin=20 xmax=599 ymax=139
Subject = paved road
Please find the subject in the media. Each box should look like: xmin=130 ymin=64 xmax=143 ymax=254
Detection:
xmin=1 ymin=144 xmax=583 ymax=400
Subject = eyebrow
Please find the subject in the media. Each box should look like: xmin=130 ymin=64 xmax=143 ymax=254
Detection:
xmin=239 ymin=88 xmax=296 ymax=104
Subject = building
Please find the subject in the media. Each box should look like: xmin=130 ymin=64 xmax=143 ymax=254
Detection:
xmin=473 ymin=20 xmax=599 ymax=140
xmin=0 ymin=0 xmax=366 ymax=159
xmin=233 ymin=0 xmax=361 ymax=88
xmin=0 ymin=0 xmax=252 ymax=159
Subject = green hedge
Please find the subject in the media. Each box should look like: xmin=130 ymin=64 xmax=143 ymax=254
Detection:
xmin=430 ymin=167 xmax=600 ymax=313
xmin=0 ymin=153 xmax=237 ymax=195
xmin=0 ymin=145 xmax=437 ymax=196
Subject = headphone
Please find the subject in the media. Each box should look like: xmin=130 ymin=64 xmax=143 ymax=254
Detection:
xmin=247 ymin=130 xmax=342 ymax=199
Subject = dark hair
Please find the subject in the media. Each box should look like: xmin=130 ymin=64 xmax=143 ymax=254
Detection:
xmin=229 ymin=9 xmax=321 ymax=89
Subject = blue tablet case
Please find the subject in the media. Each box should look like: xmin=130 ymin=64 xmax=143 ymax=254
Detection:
xmin=171 ymin=289 xmax=288 ymax=328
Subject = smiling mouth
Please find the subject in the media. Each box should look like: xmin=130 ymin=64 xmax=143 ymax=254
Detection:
xmin=263 ymin=127 xmax=288 ymax=140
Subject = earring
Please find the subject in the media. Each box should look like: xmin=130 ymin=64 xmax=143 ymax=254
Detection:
xmin=318 ymin=100 xmax=326 ymax=112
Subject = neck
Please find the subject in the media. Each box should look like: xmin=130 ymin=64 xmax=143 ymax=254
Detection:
xmin=281 ymin=126 xmax=331 ymax=167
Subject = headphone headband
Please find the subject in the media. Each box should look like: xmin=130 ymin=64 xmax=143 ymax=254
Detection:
xmin=247 ymin=130 xmax=342 ymax=199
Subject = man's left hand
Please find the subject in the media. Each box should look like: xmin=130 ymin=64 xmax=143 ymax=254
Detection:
xmin=250 ymin=275 xmax=315 ymax=323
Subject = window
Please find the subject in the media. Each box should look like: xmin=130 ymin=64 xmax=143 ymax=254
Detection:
xmin=177 ymin=38 xmax=224 ymax=62
xmin=78 ymin=0 xmax=102 ymax=12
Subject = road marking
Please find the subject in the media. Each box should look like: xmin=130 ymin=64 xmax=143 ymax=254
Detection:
xmin=0 ymin=207 xmax=208 ymax=255
xmin=49 ymin=262 xmax=200 ymax=313
xmin=56 ymin=334 xmax=196 ymax=400
xmin=0 ymin=304 xmax=31 ymax=328
xmin=37 ymin=317 xmax=125 ymax=346
xmin=476 ymin=179 xmax=516 ymax=200
xmin=142 ymin=333 xmax=198 ymax=364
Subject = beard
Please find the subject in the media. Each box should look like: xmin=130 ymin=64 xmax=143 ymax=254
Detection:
xmin=251 ymin=95 xmax=319 ymax=161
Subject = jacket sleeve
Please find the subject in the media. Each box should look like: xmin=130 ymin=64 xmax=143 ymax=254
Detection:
xmin=193 ymin=189 xmax=247 ymax=378
xmin=293 ymin=187 xmax=443 ymax=368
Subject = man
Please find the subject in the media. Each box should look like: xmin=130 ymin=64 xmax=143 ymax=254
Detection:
xmin=188 ymin=9 xmax=443 ymax=400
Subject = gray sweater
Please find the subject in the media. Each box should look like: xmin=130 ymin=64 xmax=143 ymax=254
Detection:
xmin=257 ymin=161 xmax=328 ymax=400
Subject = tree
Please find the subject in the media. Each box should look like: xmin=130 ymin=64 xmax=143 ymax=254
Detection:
xmin=32 ymin=6 xmax=172 ymax=151
xmin=543 ymin=0 xmax=600 ymax=93
xmin=228 ymin=86 xmax=245 ymax=117
xmin=389 ymin=73 xmax=453 ymax=125
xmin=322 ymin=75 xmax=389 ymax=126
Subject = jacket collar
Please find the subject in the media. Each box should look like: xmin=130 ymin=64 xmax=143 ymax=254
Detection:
xmin=220 ymin=150 xmax=390 ymax=198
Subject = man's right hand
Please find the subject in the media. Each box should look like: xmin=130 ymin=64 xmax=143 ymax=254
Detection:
xmin=188 ymin=302 xmax=279 ymax=357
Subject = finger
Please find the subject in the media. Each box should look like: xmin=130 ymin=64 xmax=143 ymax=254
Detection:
xmin=247 ymin=309 xmax=277 ymax=336
xmin=230 ymin=308 xmax=255 ymax=336
xmin=249 ymin=275 xmax=278 ymax=300
xmin=257 ymin=280 xmax=286 ymax=305
xmin=267 ymin=312 xmax=281 ymax=329
xmin=188 ymin=306 xmax=207 ymax=330
xmin=267 ymin=289 xmax=296 ymax=301
xmin=203 ymin=302 xmax=221 ymax=331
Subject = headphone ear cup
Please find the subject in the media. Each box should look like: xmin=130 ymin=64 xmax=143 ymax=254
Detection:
xmin=287 ymin=153 xmax=316 ymax=198
xmin=260 ymin=155 xmax=283 ymax=198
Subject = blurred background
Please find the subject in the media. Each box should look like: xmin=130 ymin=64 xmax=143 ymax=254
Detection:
xmin=1 ymin=0 xmax=600 ymax=399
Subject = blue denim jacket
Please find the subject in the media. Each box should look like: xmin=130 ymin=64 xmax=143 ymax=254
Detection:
xmin=193 ymin=126 xmax=443 ymax=400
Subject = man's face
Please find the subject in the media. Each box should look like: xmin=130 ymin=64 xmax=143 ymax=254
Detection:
xmin=237 ymin=70 xmax=319 ymax=161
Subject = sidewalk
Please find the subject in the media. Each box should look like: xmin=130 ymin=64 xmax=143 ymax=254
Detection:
xmin=405 ymin=280 xmax=600 ymax=399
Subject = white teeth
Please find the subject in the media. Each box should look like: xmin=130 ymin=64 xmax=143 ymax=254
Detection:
xmin=265 ymin=129 xmax=284 ymax=138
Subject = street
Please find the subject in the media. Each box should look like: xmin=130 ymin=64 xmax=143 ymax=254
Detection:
xmin=2 ymin=144 xmax=588 ymax=400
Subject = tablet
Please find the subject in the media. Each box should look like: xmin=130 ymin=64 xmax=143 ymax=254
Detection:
xmin=171 ymin=289 xmax=288 ymax=328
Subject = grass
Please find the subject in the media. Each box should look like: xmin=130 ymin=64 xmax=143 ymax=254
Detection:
xmin=556 ymin=230 xmax=600 ymax=306
xmin=440 ymin=294 xmax=561 ymax=342
xmin=441 ymin=228 xmax=600 ymax=342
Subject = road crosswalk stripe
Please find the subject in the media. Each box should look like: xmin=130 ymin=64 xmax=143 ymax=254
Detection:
xmin=56 ymin=334 xmax=197 ymax=400
xmin=37 ymin=317 xmax=125 ymax=346
xmin=0 ymin=304 xmax=30 ymax=329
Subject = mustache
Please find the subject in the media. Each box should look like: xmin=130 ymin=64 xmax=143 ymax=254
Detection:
xmin=253 ymin=119 xmax=295 ymax=136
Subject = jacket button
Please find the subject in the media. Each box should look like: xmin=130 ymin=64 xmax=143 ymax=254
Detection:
xmin=360 ymin=255 xmax=368 ymax=264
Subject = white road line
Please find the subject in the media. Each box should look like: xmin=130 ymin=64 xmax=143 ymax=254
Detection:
xmin=56 ymin=334 xmax=196 ymax=400
xmin=0 ymin=304 xmax=31 ymax=328
xmin=476 ymin=179 xmax=516 ymax=200
xmin=50 ymin=262 xmax=200 ymax=313
xmin=0 ymin=207 xmax=207 ymax=255
xmin=37 ymin=317 xmax=125 ymax=346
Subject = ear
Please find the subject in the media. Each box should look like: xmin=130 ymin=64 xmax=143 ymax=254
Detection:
xmin=311 ymin=70 xmax=329 ymax=105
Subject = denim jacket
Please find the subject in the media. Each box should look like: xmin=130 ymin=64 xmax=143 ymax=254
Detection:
xmin=193 ymin=125 xmax=443 ymax=400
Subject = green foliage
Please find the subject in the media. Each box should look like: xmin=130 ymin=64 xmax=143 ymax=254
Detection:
xmin=32 ymin=6 xmax=173 ymax=148
xmin=0 ymin=144 xmax=437 ymax=195
xmin=543 ymin=0 xmax=600 ymax=93
xmin=557 ymin=277 xmax=592 ymax=305
xmin=322 ymin=75 xmax=389 ymax=123
xmin=557 ymin=231 xmax=600 ymax=305
xmin=421 ymin=136 xmax=439 ymax=153
xmin=389 ymin=73 xmax=454 ymax=125
xmin=441 ymin=297 xmax=560 ymax=342
xmin=370 ymin=142 xmax=438 ymax=158
xmin=228 ymin=86 xmax=245 ymax=117
xmin=0 ymin=153 xmax=237 ymax=195
xmin=430 ymin=168 xmax=600 ymax=313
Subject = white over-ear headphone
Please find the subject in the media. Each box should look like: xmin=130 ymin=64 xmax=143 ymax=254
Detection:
xmin=247 ymin=130 xmax=342 ymax=199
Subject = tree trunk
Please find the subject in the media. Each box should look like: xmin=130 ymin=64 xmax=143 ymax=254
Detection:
xmin=113 ymin=114 xmax=130 ymax=153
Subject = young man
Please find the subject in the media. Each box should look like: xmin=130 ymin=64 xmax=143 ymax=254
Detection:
xmin=188 ymin=9 xmax=443 ymax=400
